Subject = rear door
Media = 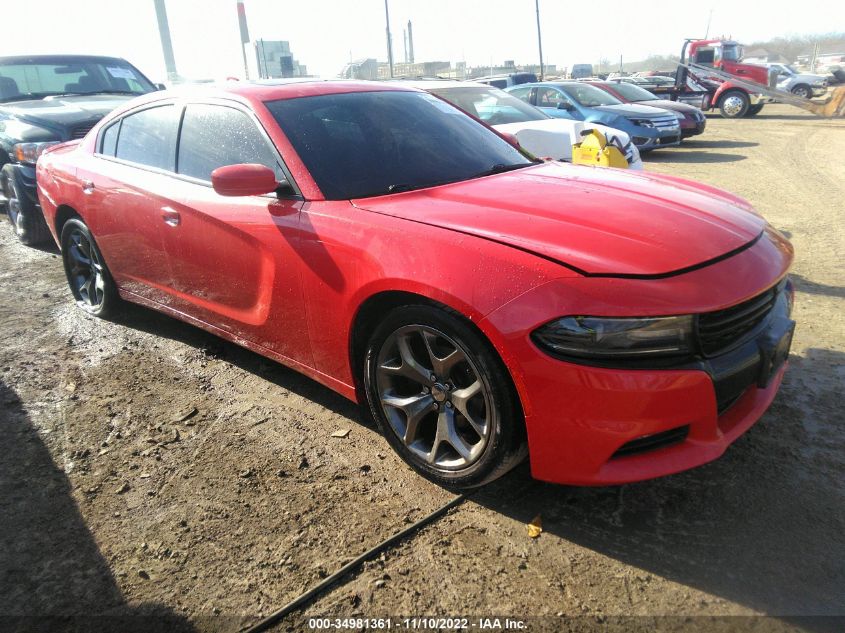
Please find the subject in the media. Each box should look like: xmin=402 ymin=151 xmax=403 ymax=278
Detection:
xmin=156 ymin=101 xmax=311 ymax=363
xmin=80 ymin=103 xmax=181 ymax=303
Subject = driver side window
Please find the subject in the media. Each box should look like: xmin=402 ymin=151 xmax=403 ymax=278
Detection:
xmin=177 ymin=103 xmax=283 ymax=183
xmin=536 ymin=87 xmax=566 ymax=107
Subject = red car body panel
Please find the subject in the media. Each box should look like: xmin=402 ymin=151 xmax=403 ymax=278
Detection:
xmin=354 ymin=163 xmax=763 ymax=276
xmin=480 ymin=226 xmax=792 ymax=483
xmin=36 ymin=81 xmax=794 ymax=485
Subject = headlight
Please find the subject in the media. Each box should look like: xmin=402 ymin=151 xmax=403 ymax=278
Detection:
xmin=532 ymin=315 xmax=694 ymax=359
xmin=12 ymin=141 xmax=61 ymax=165
xmin=629 ymin=119 xmax=654 ymax=128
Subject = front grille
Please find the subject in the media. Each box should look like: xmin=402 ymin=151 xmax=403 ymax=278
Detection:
xmin=70 ymin=122 xmax=97 ymax=139
xmin=659 ymin=135 xmax=680 ymax=145
xmin=612 ymin=426 xmax=690 ymax=458
xmin=649 ymin=115 xmax=681 ymax=130
xmin=697 ymin=287 xmax=778 ymax=356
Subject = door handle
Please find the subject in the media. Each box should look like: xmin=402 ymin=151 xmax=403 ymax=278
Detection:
xmin=81 ymin=179 xmax=95 ymax=194
xmin=161 ymin=207 xmax=181 ymax=227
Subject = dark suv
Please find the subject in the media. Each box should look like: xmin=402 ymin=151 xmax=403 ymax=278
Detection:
xmin=0 ymin=55 xmax=157 ymax=244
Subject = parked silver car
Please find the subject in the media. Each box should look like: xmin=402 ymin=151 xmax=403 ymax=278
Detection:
xmin=765 ymin=63 xmax=828 ymax=98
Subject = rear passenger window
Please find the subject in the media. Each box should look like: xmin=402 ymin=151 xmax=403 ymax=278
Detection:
xmin=177 ymin=104 xmax=282 ymax=182
xmin=99 ymin=122 xmax=119 ymax=156
xmin=114 ymin=105 xmax=179 ymax=171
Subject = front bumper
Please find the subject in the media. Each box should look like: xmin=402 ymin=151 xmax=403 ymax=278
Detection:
xmin=680 ymin=117 xmax=706 ymax=138
xmin=480 ymin=229 xmax=793 ymax=485
xmin=630 ymin=126 xmax=682 ymax=150
xmin=1 ymin=162 xmax=40 ymax=211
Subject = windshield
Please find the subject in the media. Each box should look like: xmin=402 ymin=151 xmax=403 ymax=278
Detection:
xmin=266 ymin=90 xmax=533 ymax=200
xmin=722 ymin=44 xmax=743 ymax=62
xmin=429 ymin=86 xmax=548 ymax=125
xmin=606 ymin=82 xmax=658 ymax=102
xmin=559 ymin=83 xmax=622 ymax=107
xmin=0 ymin=57 xmax=155 ymax=103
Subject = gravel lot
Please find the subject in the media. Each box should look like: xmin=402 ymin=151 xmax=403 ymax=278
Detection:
xmin=1 ymin=104 xmax=843 ymax=633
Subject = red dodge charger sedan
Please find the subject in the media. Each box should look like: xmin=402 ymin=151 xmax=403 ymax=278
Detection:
xmin=36 ymin=81 xmax=794 ymax=488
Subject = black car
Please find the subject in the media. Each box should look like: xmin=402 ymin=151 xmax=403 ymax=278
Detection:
xmin=0 ymin=55 xmax=157 ymax=244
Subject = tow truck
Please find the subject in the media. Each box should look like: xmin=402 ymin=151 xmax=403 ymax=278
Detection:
xmin=651 ymin=38 xmax=845 ymax=119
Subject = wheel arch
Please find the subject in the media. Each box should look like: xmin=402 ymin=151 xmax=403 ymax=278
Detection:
xmin=347 ymin=290 xmax=527 ymax=424
xmin=54 ymin=204 xmax=82 ymax=246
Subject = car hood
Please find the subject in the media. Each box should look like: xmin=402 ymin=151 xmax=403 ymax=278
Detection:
xmin=352 ymin=162 xmax=765 ymax=276
xmin=0 ymin=94 xmax=134 ymax=132
xmin=493 ymin=119 xmax=632 ymax=161
xmin=591 ymin=103 xmax=671 ymax=118
xmin=779 ymin=73 xmax=827 ymax=83
xmin=637 ymin=99 xmax=698 ymax=114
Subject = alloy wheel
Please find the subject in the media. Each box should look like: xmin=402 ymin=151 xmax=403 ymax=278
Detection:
xmin=374 ymin=324 xmax=494 ymax=471
xmin=67 ymin=228 xmax=106 ymax=308
xmin=722 ymin=95 xmax=745 ymax=117
xmin=5 ymin=181 xmax=24 ymax=237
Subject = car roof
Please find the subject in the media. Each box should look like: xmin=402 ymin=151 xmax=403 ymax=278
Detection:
xmin=396 ymin=80 xmax=494 ymax=90
xmin=159 ymin=79 xmax=419 ymax=103
xmin=518 ymin=81 xmax=579 ymax=87
xmin=0 ymin=54 xmax=131 ymax=64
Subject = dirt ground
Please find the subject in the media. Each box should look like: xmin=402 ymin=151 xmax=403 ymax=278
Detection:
xmin=1 ymin=104 xmax=843 ymax=633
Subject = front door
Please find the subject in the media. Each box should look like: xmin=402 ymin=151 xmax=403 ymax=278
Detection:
xmin=534 ymin=87 xmax=579 ymax=120
xmin=156 ymin=102 xmax=312 ymax=365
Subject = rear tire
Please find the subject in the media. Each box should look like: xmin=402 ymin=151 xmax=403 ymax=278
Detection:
xmin=718 ymin=90 xmax=750 ymax=118
xmin=4 ymin=176 xmax=51 ymax=246
xmin=60 ymin=218 xmax=121 ymax=318
xmin=745 ymin=104 xmax=764 ymax=116
xmin=363 ymin=304 xmax=526 ymax=489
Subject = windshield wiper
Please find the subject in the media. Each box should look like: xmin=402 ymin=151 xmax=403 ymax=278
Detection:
xmin=471 ymin=162 xmax=534 ymax=179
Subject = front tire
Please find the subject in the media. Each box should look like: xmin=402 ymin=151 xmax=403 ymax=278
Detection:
xmin=363 ymin=304 xmax=526 ymax=489
xmin=718 ymin=90 xmax=750 ymax=118
xmin=60 ymin=218 xmax=121 ymax=318
xmin=4 ymin=175 xmax=51 ymax=246
xmin=791 ymin=84 xmax=812 ymax=99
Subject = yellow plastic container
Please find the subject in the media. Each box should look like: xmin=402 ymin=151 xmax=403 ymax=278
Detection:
xmin=571 ymin=129 xmax=629 ymax=169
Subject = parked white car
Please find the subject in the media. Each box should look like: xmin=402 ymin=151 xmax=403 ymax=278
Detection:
xmin=765 ymin=63 xmax=828 ymax=98
xmin=402 ymin=81 xmax=643 ymax=170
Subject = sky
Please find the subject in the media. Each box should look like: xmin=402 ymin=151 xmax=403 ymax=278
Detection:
xmin=4 ymin=0 xmax=844 ymax=82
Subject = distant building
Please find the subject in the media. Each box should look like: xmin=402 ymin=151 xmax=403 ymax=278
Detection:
xmin=254 ymin=40 xmax=308 ymax=79
xmin=377 ymin=60 xmax=450 ymax=79
xmin=466 ymin=61 xmax=553 ymax=80
xmin=339 ymin=58 xmax=379 ymax=80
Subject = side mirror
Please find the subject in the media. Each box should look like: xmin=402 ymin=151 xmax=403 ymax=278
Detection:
xmin=156 ymin=83 xmax=167 ymax=91
xmin=557 ymin=102 xmax=574 ymax=111
xmin=211 ymin=164 xmax=279 ymax=197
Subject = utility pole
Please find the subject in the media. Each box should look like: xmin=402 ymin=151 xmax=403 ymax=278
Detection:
xmin=152 ymin=0 xmax=178 ymax=81
xmin=384 ymin=0 xmax=394 ymax=78
xmin=534 ymin=0 xmax=545 ymax=80
xmin=236 ymin=0 xmax=251 ymax=79
xmin=704 ymin=8 xmax=713 ymax=39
